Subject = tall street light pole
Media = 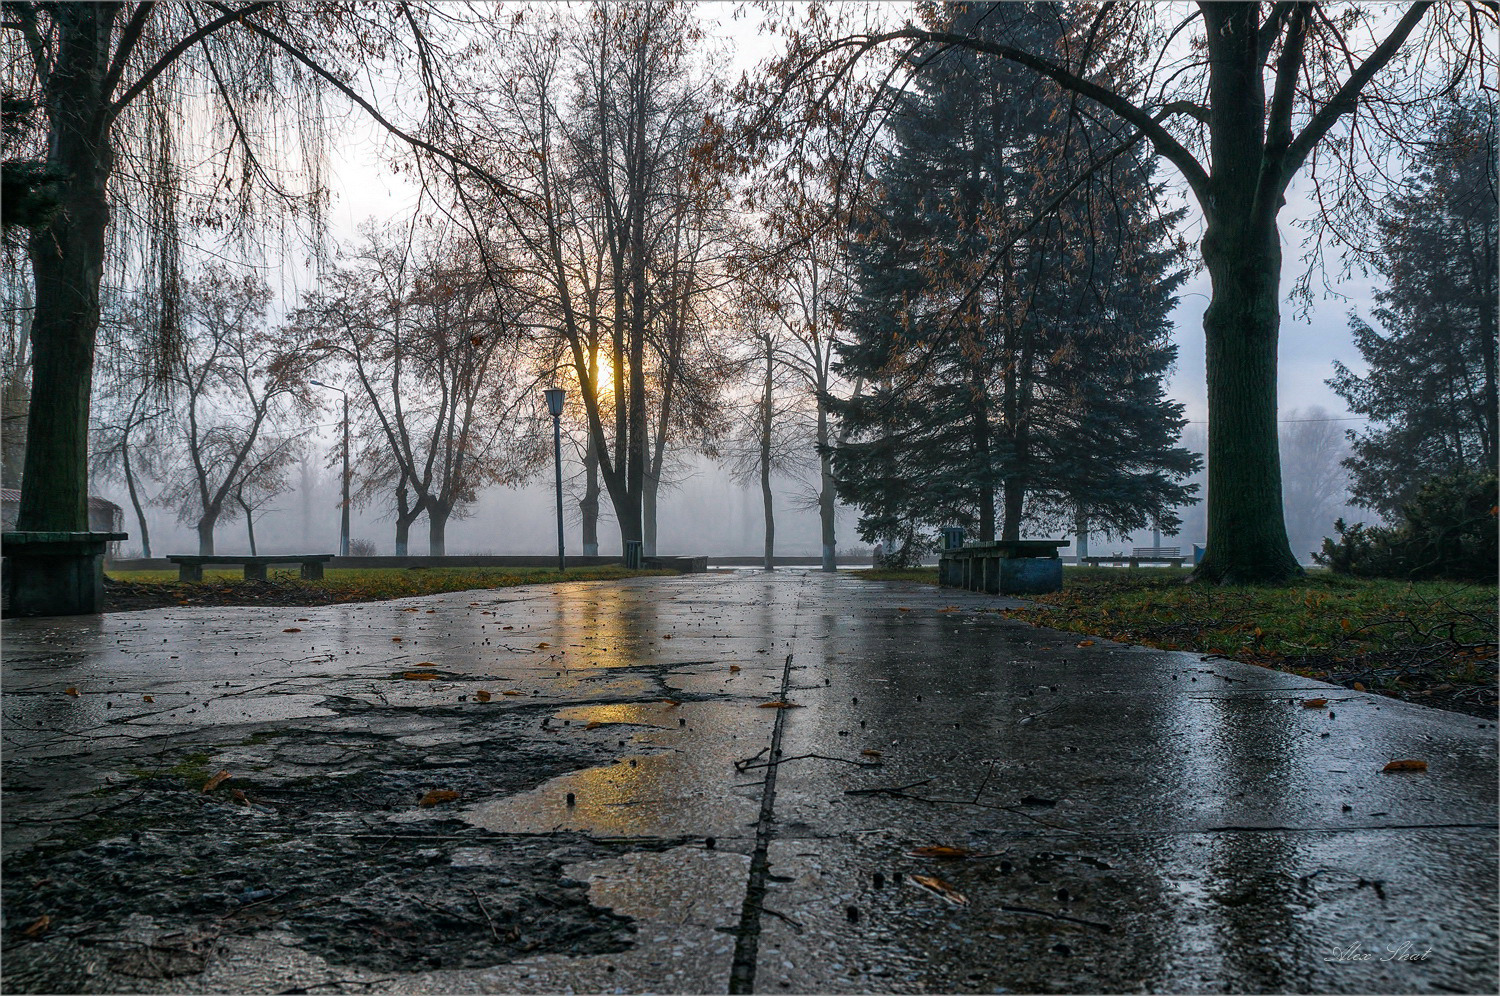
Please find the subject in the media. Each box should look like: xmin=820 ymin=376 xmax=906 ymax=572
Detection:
xmin=310 ymin=380 xmax=350 ymax=557
xmin=544 ymin=388 xmax=566 ymax=574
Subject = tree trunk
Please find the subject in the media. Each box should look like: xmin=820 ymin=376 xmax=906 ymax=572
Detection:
xmin=817 ymin=402 xmax=836 ymax=572
xmin=1195 ymin=217 xmax=1301 ymax=583
xmin=643 ymin=472 xmax=658 ymax=557
xmin=428 ymin=503 xmax=448 ymax=556
xmin=581 ymin=435 xmax=600 ymax=556
xmin=196 ymin=514 xmax=217 ymax=556
xmin=17 ymin=7 xmax=116 ymax=533
xmin=122 ymin=447 xmax=152 ymax=558
xmin=760 ymin=349 xmax=775 ymax=571
xmin=1074 ymin=507 xmax=1089 ymax=561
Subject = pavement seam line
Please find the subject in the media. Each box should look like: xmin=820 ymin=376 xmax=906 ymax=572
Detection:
xmin=727 ymin=580 xmax=802 ymax=995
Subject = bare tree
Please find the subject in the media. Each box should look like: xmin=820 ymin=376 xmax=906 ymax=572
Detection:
xmin=157 ymin=268 xmax=314 ymax=555
xmin=295 ymin=223 xmax=546 ymax=555
xmin=436 ymin=1 xmax=734 ymax=555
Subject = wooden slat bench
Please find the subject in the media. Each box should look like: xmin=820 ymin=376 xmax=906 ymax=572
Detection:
xmin=1081 ymin=546 xmax=1184 ymax=568
xmin=167 ymin=554 xmax=335 ymax=582
xmin=939 ymin=539 xmax=1069 ymax=595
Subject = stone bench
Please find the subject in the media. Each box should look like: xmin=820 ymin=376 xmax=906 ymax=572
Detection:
xmin=939 ymin=539 xmax=1069 ymax=595
xmin=2 ymin=531 xmax=130 ymax=616
xmin=168 ymin=554 xmax=335 ymax=582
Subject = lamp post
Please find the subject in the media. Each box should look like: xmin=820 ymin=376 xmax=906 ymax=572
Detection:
xmin=544 ymin=388 xmax=566 ymax=573
xmin=310 ymin=380 xmax=350 ymax=557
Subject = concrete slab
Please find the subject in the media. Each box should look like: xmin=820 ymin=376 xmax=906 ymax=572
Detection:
xmin=2 ymin=571 xmax=1495 ymax=993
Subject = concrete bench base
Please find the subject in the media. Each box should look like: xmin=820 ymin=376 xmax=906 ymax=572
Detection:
xmin=939 ymin=540 xmax=1067 ymax=595
xmin=168 ymin=555 xmax=334 ymax=582
xmin=3 ymin=531 xmax=129 ymax=617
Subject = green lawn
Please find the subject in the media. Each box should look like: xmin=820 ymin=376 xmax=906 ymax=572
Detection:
xmin=856 ymin=564 xmax=1497 ymax=713
xmin=106 ymin=565 xmax=673 ymax=605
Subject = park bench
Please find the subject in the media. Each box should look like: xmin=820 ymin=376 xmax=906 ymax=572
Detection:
xmin=168 ymin=554 xmax=335 ymax=582
xmin=1081 ymin=546 xmax=1184 ymax=568
xmin=939 ymin=539 xmax=1069 ymax=595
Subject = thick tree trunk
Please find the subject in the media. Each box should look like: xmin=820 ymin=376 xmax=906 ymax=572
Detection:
xmin=428 ymin=504 xmax=448 ymax=557
xmin=1195 ymin=218 xmax=1301 ymax=583
xmin=817 ymin=403 xmax=836 ymax=572
xmin=17 ymin=8 xmax=116 ymax=533
xmin=1000 ymin=477 xmax=1024 ymax=542
xmin=196 ymin=515 xmax=217 ymax=556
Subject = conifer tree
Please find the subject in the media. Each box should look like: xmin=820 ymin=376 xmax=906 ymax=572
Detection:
xmin=1329 ymin=100 xmax=1498 ymax=519
xmin=829 ymin=3 xmax=1196 ymax=557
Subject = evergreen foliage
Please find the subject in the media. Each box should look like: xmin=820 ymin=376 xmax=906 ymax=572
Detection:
xmin=1316 ymin=470 xmax=1498 ymax=581
xmin=829 ymin=2 xmax=1198 ymax=551
xmin=1329 ymin=101 xmax=1498 ymax=519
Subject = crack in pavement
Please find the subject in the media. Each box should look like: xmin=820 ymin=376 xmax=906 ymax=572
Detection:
xmin=728 ymin=576 xmax=805 ymax=994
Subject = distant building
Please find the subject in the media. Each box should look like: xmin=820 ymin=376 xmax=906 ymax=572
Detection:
xmin=1 ymin=489 xmax=125 ymax=559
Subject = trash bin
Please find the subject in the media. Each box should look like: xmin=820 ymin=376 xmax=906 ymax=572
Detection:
xmin=624 ymin=540 xmax=643 ymax=570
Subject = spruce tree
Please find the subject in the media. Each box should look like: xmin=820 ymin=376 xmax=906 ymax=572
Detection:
xmin=830 ymin=2 xmax=1197 ymax=555
xmin=1329 ymin=100 xmax=1498 ymax=519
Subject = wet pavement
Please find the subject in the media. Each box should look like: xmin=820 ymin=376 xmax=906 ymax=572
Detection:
xmin=2 ymin=570 xmax=1496 ymax=994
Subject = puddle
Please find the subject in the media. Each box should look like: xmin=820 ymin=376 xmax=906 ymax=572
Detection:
xmin=450 ymin=700 xmax=772 ymax=837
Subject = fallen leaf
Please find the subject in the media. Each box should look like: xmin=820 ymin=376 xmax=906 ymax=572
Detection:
xmin=662 ymin=634 xmax=672 ymax=639
xmin=282 ymin=628 xmax=302 ymax=633
xmin=1301 ymin=698 xmax=1328 ymax=708
xmin=938 ymin=606 xmax=960 ymax=613
xmin=908 ymin=874 xmax=969 ymax=906
xmin=729 ymin=665 xmax=742 ymax=672
xmin=63 ymin=687 xmax=79 ymax=697
xmin=231 ymin=788 xmax=249 ymax=806
xmin=897 ymin=607 xmax=911 ymax=612
xmin=142 ymin=694 xmax=154 ymax=703
xmin=536 ymin=642 xmax=551 ymax=649
xmin=860 ymin=749 xmax=883 ymax=758
xmin=474 ymin=690 xmax=492 ymax=702
xmin=1353 ymin=682 xmax=1366 ymax=691
xmin=584 ymin=720 xmax=606 ymax=730
xmin=403 ymin=607 xmax=420 ymax=612
xmin=1382 ymin=759 xmax=1428 ymax=773
xmin=758 ymin=700 xmax=802 ymax=709
xmin=1340 ymin=618 xmax=1352 ymax=631
xmin=419 ymin=789 xmax=460 ymax=806
xmin=1075 ymin=640 xmax=1095 ymax=648
xmin=391 ymin=637 xmax=402 ymax=642
xmin=22 ymin=914 xmax=50 ymax=937
xmin=502 ymin=690 xmax=522 ymax=696
xmin=907 ymin=845 xmax=974 ymax=859
xmin=662 ymin=698 xmax=681 ymax=707
xmin=403 ymin=671 xmax=439 ymax=681
xmin=201 ymin=770 xmax=232 ymax=793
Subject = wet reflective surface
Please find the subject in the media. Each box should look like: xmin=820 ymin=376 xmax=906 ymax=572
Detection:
xmin=3 ymin=571 xmax=1495 ymax=993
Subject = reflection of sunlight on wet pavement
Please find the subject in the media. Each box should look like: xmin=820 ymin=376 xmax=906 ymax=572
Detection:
xmin=554 ymin=701 xmax=683 ymax=728
xmin=454 ymin=699 xmax=770 ymax=838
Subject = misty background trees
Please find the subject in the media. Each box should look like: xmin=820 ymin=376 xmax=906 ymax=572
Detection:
xmin=3 ymin=2 xmax=1493 ymax=573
